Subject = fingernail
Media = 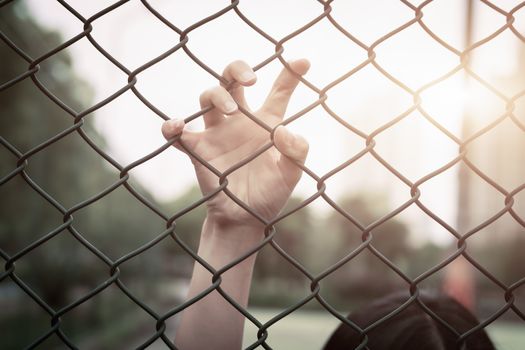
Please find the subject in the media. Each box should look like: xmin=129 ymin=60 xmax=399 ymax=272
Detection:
xmin=280 ymin=127 xmax=295 ymax=147
xmin=287 ymin=58 xmax=310 ymax=74
xmin=170 ymin=119 xmax=184 ymax=130
xmin=224 ymin=100 xmax=238 ymax=113
xmin=240 ymin=71 xmax=256 ymax=83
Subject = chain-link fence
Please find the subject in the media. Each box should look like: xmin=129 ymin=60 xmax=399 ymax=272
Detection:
xmin=1 ymin=0 xmax=524 ymax=349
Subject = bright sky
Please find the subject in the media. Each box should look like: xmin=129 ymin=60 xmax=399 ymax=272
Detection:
xmin=25 ymin=0 xmax=525 ymax=245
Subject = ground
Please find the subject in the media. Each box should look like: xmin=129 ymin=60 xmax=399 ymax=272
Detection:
xmin=242 ymin=308 xmax=524 ymax=350
xmin=133 ymin=307 xmax=524 ymax=349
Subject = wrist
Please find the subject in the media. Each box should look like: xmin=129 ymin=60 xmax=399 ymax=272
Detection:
xmin=198 ymin=216 xmax=265 ymax=266
xmin=204 ymin=195 xmax=270 ymax=230
xmin=204 ymin=212 xmax=266 ymax=238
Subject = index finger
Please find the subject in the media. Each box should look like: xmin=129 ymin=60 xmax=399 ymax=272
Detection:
xmin=261 ymin=59 xmax=310 ymax=118
xmin=221 ymin=60 xmax=257 ymax=109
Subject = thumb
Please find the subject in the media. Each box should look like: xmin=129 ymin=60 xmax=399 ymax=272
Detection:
xmin=262 ymin=59 xmax=310 ymax=118
xmin=274 ymin=125 xmax=309 ymax=189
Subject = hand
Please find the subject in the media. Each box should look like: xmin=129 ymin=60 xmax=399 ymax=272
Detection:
xmin=162 ymin=59 xmax=310 ymax=231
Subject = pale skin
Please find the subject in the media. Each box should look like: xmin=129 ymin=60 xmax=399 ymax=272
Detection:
xmin=161 ymin=59 xmax=311 ymax=350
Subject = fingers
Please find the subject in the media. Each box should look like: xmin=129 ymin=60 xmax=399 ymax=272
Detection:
xmin=200 ymin=61 xmax=257 ymax=129
xmin=274 ymin=125 xmax=309 ymax=164
xmin=200 ymin=86 xmax=238 ymax=128
xmin=221 ymin=60 xmax=257 ymax=109
xmin=262 ymin=59 xmax=310 ymax=118
xmin=161 ymin=119 xmax=198 ymax=152
xmin=274 ymin=125 xmax=309 ymax=189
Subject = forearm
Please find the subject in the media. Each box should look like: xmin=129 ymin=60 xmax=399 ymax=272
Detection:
xmin=175 ymin=217 xmax=263 ymax=350
xmin=164 ymin=58 xmax=310 ymax=350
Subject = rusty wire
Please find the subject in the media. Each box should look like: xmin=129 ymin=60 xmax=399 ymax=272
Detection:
xmin=1 ymin=0 xmax=525 ymax=349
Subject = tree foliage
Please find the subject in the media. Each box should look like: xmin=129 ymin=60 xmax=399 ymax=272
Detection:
xmin=0 ymin=3 xmax=169 ymax=347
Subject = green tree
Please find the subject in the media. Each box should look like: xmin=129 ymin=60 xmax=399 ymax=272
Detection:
xmin=0 ymin=3 xmax=173 ymax=348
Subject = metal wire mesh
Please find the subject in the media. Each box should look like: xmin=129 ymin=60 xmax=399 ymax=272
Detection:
xmin=1 ymin=0 xmax=524 ymax=349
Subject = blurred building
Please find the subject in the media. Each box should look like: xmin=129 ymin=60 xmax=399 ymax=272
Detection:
xmin=445 ymin=47 xmax=525 ymax=310
xmin=458 ymin=47 xmax=525 ymax=243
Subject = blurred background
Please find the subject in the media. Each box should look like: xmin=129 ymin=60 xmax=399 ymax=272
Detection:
xmin=0 ymin=0 xmax=524 ymax=349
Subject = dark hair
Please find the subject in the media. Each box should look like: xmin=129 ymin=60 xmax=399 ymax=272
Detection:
xmin=323 ymin=291 xmax=495 ymax=350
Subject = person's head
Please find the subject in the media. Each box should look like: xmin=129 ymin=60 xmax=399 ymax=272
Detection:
xmin=323 ymin=291 xmax=495 ymax=350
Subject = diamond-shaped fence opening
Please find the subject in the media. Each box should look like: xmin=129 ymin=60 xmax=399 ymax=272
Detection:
xmin=1 ymin=0 xmax=525 ymax=349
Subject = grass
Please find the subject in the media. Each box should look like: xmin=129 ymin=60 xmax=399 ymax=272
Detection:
xmin=243 ymin=308 xmax=524 ymax=350
xmin=489 ymin=323 xmax=525 ymax=350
